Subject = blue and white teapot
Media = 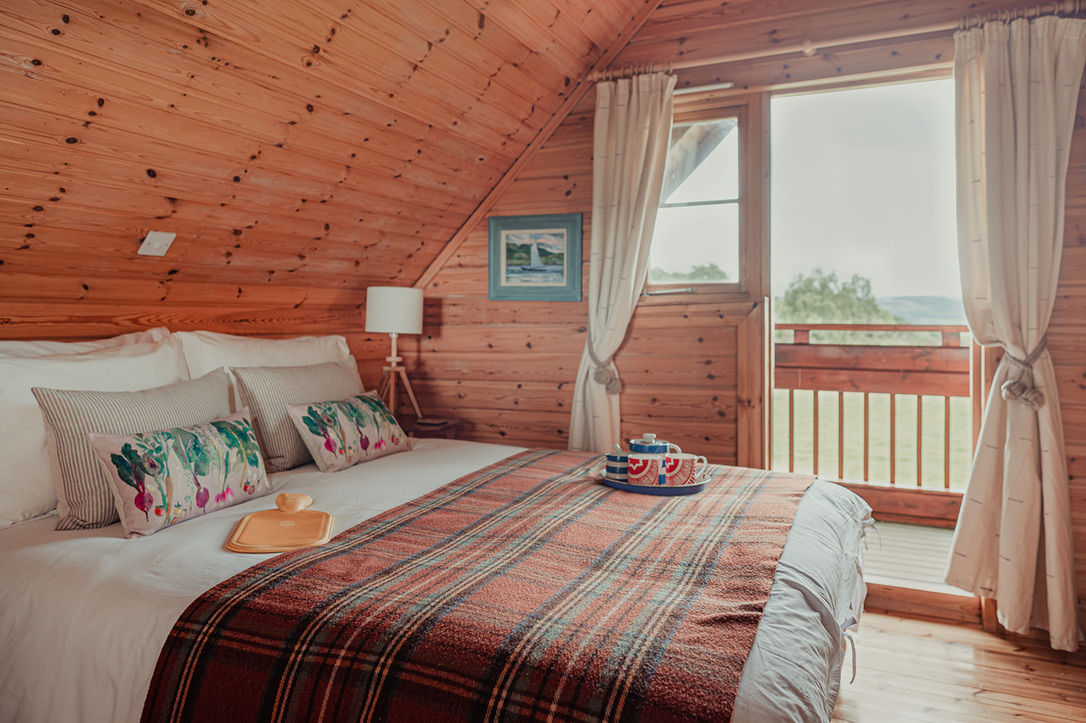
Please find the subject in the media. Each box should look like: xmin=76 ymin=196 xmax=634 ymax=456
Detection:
xmin=604 ymin=434 xmax=682 ymax=483
xmin=627 ymin=433 xmax=682 ymax=455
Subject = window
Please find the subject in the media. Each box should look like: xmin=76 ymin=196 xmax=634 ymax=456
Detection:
xmin=648 ymin=113 xmax=741 ymax=286
xmin=770 ymin=79 xmax=959 ymax=318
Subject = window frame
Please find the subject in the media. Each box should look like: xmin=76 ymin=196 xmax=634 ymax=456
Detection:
xmin=643 ymin=94 xmax=768 ymax=305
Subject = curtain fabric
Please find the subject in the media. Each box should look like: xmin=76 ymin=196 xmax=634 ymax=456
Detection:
xmin=948 ymin=16 xmax=1086 ymax=651
xmin=568 ymin=73 xmax=676 ymax=453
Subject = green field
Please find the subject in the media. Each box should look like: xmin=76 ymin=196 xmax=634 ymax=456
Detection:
xmin=770 ymin=389 xmax=973 ymax=490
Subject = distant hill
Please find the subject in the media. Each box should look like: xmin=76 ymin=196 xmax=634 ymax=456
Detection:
xmin=877 ymin=296 xmax=968 ymax=325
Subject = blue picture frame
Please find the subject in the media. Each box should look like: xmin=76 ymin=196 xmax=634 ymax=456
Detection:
xmin=488 ymin=213 xmax=582 ymax=301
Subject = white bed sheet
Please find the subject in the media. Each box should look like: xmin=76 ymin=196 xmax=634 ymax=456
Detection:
xmin=0 ymin=439 xmax=869 ymax=723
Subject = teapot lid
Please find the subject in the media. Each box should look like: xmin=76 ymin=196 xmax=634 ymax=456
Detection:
xmin=636 ymin=433 xmax=657 ymax=442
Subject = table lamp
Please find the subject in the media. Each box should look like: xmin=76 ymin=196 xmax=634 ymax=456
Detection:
xmin=365 ymin=286 xmax=424 ymax=418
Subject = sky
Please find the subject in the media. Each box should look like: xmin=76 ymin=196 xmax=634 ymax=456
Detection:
xmin=770 ymin=79 xmax=960 ymax=298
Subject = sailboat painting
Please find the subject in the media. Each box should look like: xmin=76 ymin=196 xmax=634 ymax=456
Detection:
xmin=501 ymin=230 xmax=565 ymax=285
xmin=488 ymin=213 xmax=582 ymax=301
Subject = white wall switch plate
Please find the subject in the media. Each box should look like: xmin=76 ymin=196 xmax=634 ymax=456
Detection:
xmin=138 ymin=231 xmax=176 ymax=256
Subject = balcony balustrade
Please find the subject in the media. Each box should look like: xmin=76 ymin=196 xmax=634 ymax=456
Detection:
xmin=773 ymin=323 xmax=980 ymax=491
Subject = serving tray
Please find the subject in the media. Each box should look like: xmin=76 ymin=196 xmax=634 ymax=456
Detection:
xmin=600 ymin=477 xmax=706 ymax=496
xmin=226 ymin=493 xmax=334 ymax=553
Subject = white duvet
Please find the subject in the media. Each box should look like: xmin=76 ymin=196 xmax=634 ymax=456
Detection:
xmin=0 ymin=439 xmax=869 ymax=722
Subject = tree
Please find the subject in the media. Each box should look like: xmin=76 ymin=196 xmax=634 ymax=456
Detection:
xmin=775 ymin=268 xmax=903 ymax=324
xmin=649 ymin=262 xmax=728 ymax=284
xmin=775 ymin=268 xmax=912 ymax=345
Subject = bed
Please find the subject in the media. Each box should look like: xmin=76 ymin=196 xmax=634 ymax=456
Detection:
xmin=0 ymin=331 xmax=871 ymax=722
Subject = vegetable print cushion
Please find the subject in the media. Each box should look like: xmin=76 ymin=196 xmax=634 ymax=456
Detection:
xmin=286 ymin=392 xmax=412 ymax=473
xmin=88 ymin=410 xmax=270 ymax=537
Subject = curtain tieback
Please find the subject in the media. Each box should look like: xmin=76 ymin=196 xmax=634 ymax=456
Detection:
xmin=1000 ymin=335 xmax=1047 ymax=411
xmin=586 ymin=332 xmax=622 ymax=395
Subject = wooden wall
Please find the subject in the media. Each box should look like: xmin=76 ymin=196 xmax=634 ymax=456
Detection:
xmin=0 ymin=0 xmax=653 ymax=383
xmin=413 ymin=93 xmax=766 ymax=465
xmin=414 ymin=0 xmax=1086 ymax=627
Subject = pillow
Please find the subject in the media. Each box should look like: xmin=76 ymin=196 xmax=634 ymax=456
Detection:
xmin=0 ymin=327 xmax=171 ymax=359
xmin=88 ymin=409 xmax=269 ymax=538
xmin=32 ymin=369 xmax=231 ymax=530
xmin=287 ymin=392 xmax=412 ymax=473
xmin=233 ymin=359 xmax=364 ymax=472
xmin=176 ymin=330 xmax=351 ymax=412
xmin=0 ymin=336 xmax=191 ymax=528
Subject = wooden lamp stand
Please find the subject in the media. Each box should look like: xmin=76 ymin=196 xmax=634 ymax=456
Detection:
xmin=375 ymin=331 xmax=423 ymax=418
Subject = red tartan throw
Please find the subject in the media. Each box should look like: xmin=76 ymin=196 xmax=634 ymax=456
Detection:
xmin=142 ymin=449 xmax=814 ymax=723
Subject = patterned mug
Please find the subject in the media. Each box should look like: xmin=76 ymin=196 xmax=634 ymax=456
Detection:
xmin=628 ymin=453 xmax=668 ymax=486
xmin=664 ymin=454 xmax=708 ymax=486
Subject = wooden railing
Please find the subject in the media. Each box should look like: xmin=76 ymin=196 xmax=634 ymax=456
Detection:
xmin=773 ymin=323 xmax=976 ymax=489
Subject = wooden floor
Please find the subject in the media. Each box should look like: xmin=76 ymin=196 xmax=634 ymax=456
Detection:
xmin=832 ymin=613 xmax=1086 ymax=722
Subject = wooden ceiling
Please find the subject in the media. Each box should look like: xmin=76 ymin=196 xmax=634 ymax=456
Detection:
xmin=0 ymin=0 xmax=655 ymax=293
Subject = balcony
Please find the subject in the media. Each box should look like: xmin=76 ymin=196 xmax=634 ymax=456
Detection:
xmin=772 ymin=322 xmax=978 ymax=491
xmin=771 ymin=322 xmax=980 ymax=616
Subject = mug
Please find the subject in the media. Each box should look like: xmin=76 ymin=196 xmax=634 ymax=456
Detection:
xmin=628 ymin=453 xmax=667 ymax=486
xmin=604 ymin=452 xmax=629 ymax=482
xmin=665 ymin=454 xmax=708 ymax=486
xmin=628 ymin=434 xmax=682 ymax=455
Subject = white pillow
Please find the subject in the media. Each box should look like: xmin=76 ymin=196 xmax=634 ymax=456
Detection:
xmin=0 ymin=327 xmax=171 ymax=358
xmin=0 ymin=336 xmax=191 ymax=528
xmin=175 ymin=330 xmax=351 ymax=411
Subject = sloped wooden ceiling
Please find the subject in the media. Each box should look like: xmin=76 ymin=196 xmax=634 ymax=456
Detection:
xmin=0 ymin=0 xmax=653 ymax=310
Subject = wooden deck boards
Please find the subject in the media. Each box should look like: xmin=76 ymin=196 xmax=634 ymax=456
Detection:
xmin=864 ymin=520 xmax=962 ymax=594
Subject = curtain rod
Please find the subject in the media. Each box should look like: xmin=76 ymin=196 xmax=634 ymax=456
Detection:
xmin=595 ymin=0 xmax=1083 ymax=78
xmin=960 ymin=0 xmax=1082 ymax=29
xmin=586 ymin=64 xmax=735 ymax=95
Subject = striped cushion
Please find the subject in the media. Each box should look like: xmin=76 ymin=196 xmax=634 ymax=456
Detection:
xmin=233 ymin=359 xmax=364 ymax=472
xmin=32 ymin=370 xmax=232 ymax=530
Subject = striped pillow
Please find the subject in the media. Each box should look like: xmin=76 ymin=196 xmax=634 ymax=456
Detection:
xmin=32 ymin=369 xmax=232 ymax=530
xmin=233 ymin=359 xmax=364 ymax=472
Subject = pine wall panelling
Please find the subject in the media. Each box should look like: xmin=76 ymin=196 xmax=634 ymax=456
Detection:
xmin=0 ymin=0 xmax=653 ymax=386
xmin=415 ymin=90 xmax=762 ymax=465
xmin=414 ymin=0 xmax=1086 ymax=630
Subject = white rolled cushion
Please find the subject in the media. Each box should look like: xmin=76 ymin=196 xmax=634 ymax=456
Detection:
xmin=233 ymin=359 xmax=364 ymax=472
xmin=32 ymin=368 xmax=230 ymax=530
xmin=0 ymin=327 xmax=171 ymax=359
xmin=88 ymin=409 xmax=269 ymax=538
xmin=287 ymin=392 xmax=412 ymax=473
xmin=176 ymin=330 xmax=351 ymax=412
xmin=0 ymin=336 xmax=191 ymax=528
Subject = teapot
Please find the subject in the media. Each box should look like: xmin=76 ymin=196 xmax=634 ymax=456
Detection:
xmin=627 ymin=433 xmax=682 ymax=455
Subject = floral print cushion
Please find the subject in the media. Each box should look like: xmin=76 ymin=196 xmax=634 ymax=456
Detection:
xmin=87 ymin=410 xmax=270 ymax=538
xmin=286 ymin=392 xmax=412 ymax=473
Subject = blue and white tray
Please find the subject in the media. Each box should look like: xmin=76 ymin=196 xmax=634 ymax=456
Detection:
xmin=600 ymin=476 xmax=706 ymax=496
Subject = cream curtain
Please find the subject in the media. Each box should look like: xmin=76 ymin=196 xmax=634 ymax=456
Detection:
xmin=947 ymin=16 xmax=1086 ymax=651
xmin=568 ymin=73 xmax=676 ymax=452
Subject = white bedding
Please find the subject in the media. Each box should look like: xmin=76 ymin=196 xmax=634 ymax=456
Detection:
xmin=0 ymin=439 xmax=869 ymax=722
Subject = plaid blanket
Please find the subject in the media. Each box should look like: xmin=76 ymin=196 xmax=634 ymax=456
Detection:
xmin=142 ymin=450 xmax=814 ymax=723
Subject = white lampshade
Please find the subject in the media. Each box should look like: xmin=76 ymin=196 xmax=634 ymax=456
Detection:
xmin=365 ymin=286 xmax=423 ymax=335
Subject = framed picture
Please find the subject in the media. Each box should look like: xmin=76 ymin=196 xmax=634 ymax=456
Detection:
xmin=488 ymin=213 xmax=582 ymax=302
